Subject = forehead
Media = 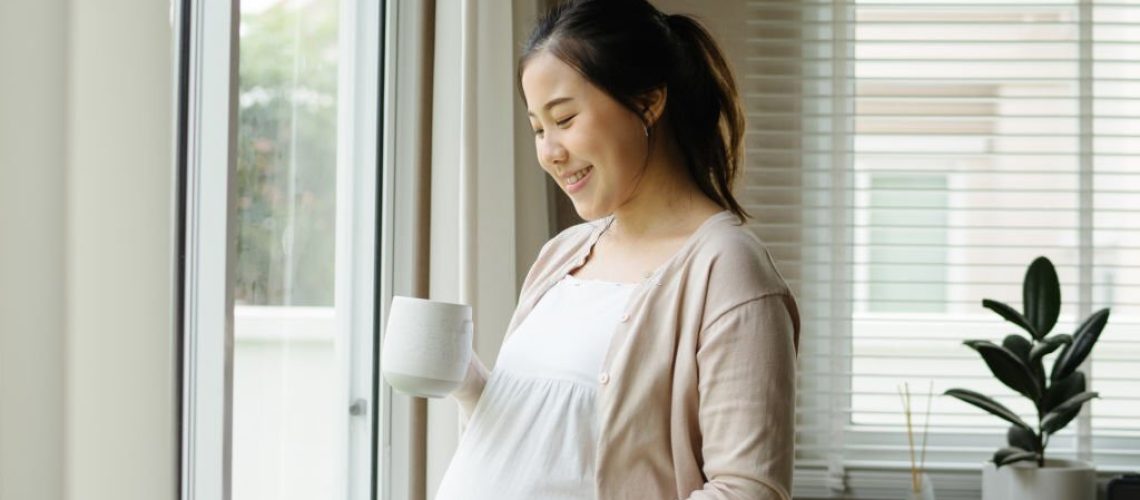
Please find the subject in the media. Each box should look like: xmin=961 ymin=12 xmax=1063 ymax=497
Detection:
xmin=521 ymin=52 xmax=591 ymax=114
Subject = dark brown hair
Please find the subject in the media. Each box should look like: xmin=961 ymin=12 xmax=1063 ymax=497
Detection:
xmin=518 ymin=0 xmax=748 ymax=220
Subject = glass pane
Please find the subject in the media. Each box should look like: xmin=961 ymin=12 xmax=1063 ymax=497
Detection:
xmin=866 ymin=174 xmax=948 ymax=313
xmin=233 ymin=0 xmax=343 ymax=498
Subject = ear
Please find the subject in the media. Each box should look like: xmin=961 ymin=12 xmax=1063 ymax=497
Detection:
xmin=636 ymin=86 xmax=668 ymax=127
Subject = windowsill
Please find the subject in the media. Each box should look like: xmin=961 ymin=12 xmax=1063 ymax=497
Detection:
xmin=794 ymin=465 xmax=1126 ymax=500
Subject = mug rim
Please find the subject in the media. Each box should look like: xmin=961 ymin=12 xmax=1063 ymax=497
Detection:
xmin=391 ymin=295 xmax=471 ymax=310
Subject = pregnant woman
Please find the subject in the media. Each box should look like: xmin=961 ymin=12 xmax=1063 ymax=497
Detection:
xmin=435 ymin=0 xmax=800 ymax=498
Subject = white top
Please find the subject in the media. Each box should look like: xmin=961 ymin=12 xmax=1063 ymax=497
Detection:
xmin=434 ymin=273 xmax=638 ymax=500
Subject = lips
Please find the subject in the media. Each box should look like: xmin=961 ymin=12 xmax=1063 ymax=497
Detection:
xmin=563 ymin=165 xmax=593 ymax=194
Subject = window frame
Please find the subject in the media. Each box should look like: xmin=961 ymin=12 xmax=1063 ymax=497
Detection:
xmin=178 ymin=0 xmax=238 ymax=498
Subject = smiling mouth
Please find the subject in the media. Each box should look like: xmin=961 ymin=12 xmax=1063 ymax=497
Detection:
xmin=564 ymin=165 xmax=593 ymax=186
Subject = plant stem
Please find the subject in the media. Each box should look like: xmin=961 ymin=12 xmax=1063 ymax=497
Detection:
xmin=1037 ymin=395 xmax=1045 ymax=467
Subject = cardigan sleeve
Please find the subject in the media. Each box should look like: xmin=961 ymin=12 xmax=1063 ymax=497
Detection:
xmin=685 ymin=294 xmax=798 ymax=500
xmin=449 ymin=354 xmax=490 ymax=419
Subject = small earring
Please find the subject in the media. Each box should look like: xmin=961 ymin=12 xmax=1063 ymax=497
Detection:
xmin=643 ymin=123 xmax=649 ymax=138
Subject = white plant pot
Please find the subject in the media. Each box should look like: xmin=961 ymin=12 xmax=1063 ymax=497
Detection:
xmin=982 ymin=458 xmax=1096 ymax=500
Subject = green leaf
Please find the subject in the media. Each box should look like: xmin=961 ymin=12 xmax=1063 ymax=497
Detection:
xmin=1043 ymin=371 xmax=1085 ymax=414
xmin=1030 ymin=360 xmax=1045 ymax=396
xmin=1050 ymin=391 xmax=1097 ymax=415
xmin=1024 ymin=256 xmax=1061 ymax=337
xmin=1042 ymin=391 xmax=1099 ymax=435
xmin=944 ymin=388 xmax=1033 ymax=434
xmin=983 ymin=299 xmax=1039 ymax=339
xmin=1029 ymin=334 xmax=1072 ymax=365
xmin=1007 ymin=425 xmax=1039 ymax=453
xmin=1002 ymin=335 xmax=1042 ymax=392
xmin=1051 ymin=308 xmax=1111 ymax=381
xmin=964 ymin=340 xmax=1043 ymax=402
xmin=993 ymin=447 xmax=1038 ymax=468
xmin=1042 ymin=406 xmax=1082 ymax=437
xmin=1003 ymin=335 xmax=1032 ymax=362
xmin=1051 ymin=341 xmax=1074 ymax=384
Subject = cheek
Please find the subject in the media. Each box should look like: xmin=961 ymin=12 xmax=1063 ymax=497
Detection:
xmin=578 ymin=115 xmax=640 ymax=173
xmin=569 ymin=115 xmax=620 ymax=164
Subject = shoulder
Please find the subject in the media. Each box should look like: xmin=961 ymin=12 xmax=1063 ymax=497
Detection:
xmin=683 ymin=215 xmax=800 ymax=344
xmin=688 ymin=215 xmax=792 ymax=299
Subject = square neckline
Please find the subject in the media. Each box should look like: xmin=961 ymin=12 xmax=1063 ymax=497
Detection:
xmin=565 ymin=209 xmax=734 ymax=286
xmin=562 ymin=272 xmax=646 ymax=287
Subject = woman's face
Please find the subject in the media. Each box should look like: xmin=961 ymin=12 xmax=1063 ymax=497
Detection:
xmin=521 ymin=51 xmax=648 ymax=221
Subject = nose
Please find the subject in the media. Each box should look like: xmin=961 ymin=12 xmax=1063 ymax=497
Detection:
xmin=538 ymin=136 xmax=568 ymax=167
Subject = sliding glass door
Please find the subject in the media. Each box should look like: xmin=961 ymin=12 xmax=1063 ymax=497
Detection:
xmin=179 ymin=0 xmax=383 ymax=498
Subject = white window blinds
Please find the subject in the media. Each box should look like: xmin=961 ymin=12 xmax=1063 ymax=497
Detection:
xmin=738 ymin=1 xmax=1140 ymax=498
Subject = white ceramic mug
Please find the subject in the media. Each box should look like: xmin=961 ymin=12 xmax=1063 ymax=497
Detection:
xmin=381 ymin=296 xmax=473 ymax=398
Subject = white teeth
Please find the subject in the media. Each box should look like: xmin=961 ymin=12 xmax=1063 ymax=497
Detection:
xmin=568 ymin=166 xmax=591 ymax=185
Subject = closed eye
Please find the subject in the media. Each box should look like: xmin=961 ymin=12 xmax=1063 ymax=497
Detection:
xmin=532 ymin=115 xmax=575 ymax=138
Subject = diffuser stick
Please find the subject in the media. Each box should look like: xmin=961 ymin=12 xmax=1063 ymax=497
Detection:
xmin=899 ymin=383 xmax=918 ymax=491
xmin=917 ymin=380 xmax=933 ymax=490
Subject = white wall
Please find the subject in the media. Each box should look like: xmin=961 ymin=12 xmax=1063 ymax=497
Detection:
xmin=0 ymin=1 xmax=177 ymax=499
xmin=66 ymin=0 xmax=176 ymax=496
xmin=0 ymin=1 xmax=68 ymax=499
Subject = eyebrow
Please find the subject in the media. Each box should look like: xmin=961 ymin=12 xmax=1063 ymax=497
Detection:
xmin=526 ymin=96 xmax=574 ymax=117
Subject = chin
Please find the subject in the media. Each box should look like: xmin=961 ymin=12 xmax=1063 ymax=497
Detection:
xmin=571 ymin=201 xmax=606 ymax=222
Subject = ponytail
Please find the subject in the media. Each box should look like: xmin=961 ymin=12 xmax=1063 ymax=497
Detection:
xmin=664 ymin=14 xmax=748 ymax=220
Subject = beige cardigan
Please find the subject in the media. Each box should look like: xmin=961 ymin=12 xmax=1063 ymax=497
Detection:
xmin=451 ymin=210 xmax=800 ymax=500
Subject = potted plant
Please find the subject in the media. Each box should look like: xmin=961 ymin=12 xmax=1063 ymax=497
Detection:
xmin=945 ymin=256 xmax=1110 ymax=500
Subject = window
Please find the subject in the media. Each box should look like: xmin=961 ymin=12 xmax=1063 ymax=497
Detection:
xmin=741 ymin=0 xmax=1140 ymax=498
xmin=179 ymin=0 xmax=382 ymax=498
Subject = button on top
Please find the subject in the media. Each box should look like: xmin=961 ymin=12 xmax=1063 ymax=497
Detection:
xmin=599 ymin=372 xmax=610 ymax=385
xmin=619 ymin=313 xmax=630 ymax=322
